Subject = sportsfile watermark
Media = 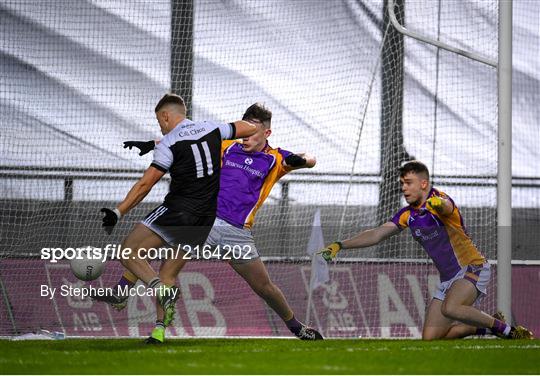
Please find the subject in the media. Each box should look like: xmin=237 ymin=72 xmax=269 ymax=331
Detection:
xmin=40 ymin=244 xmax=254 ymax=263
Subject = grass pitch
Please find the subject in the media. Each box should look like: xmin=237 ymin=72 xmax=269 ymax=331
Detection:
xmin=0 ymin=338 xmax=539 ymax=374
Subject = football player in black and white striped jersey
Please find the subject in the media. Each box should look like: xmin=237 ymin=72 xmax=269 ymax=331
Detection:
xmin=98 ymin=93 xmax=256 ymax=326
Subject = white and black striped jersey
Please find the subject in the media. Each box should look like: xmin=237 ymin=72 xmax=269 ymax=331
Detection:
xmin=151 ymin=119 xmax=236 ymax=215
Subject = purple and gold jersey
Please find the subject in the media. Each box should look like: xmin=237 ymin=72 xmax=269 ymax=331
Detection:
xmin=217 ymin=140 xmax=292 ymax=229
xmin=391 ymin=188 xmax=485 ymax=282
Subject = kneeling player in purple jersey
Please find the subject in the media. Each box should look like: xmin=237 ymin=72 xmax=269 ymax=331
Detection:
xmin=98 ymin=103 xmax=322 ymax=342
xmin=319 ymin=161 xmax=533 ymax=340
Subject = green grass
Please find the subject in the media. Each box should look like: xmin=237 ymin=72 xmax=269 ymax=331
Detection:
xmin=0 ymin=338 xmax=539 ymax=374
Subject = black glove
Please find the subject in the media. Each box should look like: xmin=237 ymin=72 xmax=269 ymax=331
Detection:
xmin=284 ymin=154 xmax=307 ymax=167
xmin=100 ymin=208 xmax=120 ymax=234
xmin=123 ymin=140 xmax=156 ymax=156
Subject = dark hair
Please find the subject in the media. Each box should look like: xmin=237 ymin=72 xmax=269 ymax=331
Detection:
xmin=399 ymin=160 xmax=430 ymax=180
xmin=242 ymin=103 xmax=272 ymax=127
xmin=155 ymin=93 xmax=186 ymax=113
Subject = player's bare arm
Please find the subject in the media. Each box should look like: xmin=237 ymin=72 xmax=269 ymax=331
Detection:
xmin=122 ymin=120 xmax=256 ymax=157
xmin=317 ymin=221 xmax=399 ymax=262
xmin=100 ymin=166 xmax=165 ymax=234
xmin=233 ymin=120 xmax=257 ymax=138
xmin=342 ymin=221 xmax=400 ymax=249
xmin=116 ymin=166 xmax=165 ymax=215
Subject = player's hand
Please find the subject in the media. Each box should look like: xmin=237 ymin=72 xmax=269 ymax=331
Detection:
xmin=426 ymin=196 xmax=444 ymax=212
xmin=284 ymin=154 xmax=307 ymax=167
xmin=317 ymin=242 xmax=342 ymax=262
xmin=123 ymin=140 xmax=156 ymax=156
xmin=100 ymin=208 xmax=120 ymax=234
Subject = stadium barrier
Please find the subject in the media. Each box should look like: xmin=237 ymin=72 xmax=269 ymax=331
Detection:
xmin=1 ymin=258 xmax=538 ymax=338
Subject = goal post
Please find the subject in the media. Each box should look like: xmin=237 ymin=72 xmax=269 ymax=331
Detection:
xmin=171 ymin=0 xmax=194 ymax=116
xmin=497 ymin=0 xmax=512 ymax=323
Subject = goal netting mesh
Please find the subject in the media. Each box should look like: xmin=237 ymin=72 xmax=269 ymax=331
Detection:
xmin=2 ymin=0 xmax=537 ymax=338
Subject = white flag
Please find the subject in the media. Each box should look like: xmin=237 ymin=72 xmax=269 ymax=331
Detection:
xmin=307 ymin=209 xmax=329 ymax=290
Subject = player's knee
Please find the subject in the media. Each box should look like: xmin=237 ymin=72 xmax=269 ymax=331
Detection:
xmin=440 ymin=302 xmax=459 ymax=320
xmin=422 ymin=331 xmax=442 ymax=341
xmin=118 ymin=246 xmax=147 ymax=268
xmin=422 ymin=326 xmax=448 ymax=340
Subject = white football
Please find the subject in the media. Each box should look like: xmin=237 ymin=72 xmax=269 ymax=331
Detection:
xmin=70 ymin=251 xmax=105 ymax=281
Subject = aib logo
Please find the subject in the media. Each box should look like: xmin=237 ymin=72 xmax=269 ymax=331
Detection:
xmin=244 ymin=157 xmax=253 ymax=165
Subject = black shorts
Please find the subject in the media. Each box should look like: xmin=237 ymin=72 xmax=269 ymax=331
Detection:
xmin=141 ymin=205 xmax=215 ymax=248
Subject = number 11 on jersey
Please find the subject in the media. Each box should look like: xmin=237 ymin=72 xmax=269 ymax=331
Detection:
xmin=191 ymin=141 xmax=213 ymax=178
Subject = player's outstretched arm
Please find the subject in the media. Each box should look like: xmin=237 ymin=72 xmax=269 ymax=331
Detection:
xmin=232 ymin=120 xmax=257 ymax=138
xmin=318 ymin=221 xmax=399 ymax=262
xmin=284 ymin=153 xmax=316 ymax=170
xmin=100 ymin=166 xmax=165 ymax=234
xmin=122 ymin=120 xmax=256 ymax=156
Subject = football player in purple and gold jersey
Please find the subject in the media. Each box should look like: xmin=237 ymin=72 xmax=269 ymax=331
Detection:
xmin=319 ymin=161 xmax=533 ymax=340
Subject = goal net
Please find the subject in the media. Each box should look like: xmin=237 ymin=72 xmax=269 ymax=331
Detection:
xmin=1 ymin=0 xmax=537 ymax=338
